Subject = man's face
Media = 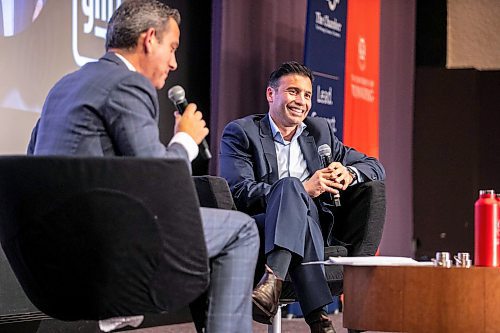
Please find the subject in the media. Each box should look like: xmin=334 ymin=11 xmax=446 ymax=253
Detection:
xmin=267 ymin=74 xmax=312 ymax=130
xmin=145 ymin=18 xmax=180 ymax=89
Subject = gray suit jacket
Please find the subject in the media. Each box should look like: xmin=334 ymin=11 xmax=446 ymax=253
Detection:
xmin=28 ymin=52 xmax=187 ymax=162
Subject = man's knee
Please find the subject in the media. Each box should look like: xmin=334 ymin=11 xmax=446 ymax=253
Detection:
xmin=275 ymin=177 xmax=304 ymax=188
xmin=270 ymin=177 xmax=308 ymax=196
xmin=228 ymin=210 xmax=257 ymax=228
xmin=226 ymin=210 xmax=259 ymax=246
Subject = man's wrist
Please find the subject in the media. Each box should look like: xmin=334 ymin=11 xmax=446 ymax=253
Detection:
xmin=346 ymin=166 xmax=358 ymax=185
xmin=169 ymin=132 xmax=199 ymax=161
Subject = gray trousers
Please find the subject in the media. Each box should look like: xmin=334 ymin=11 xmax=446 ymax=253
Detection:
xmin=200 ymin=207 xmax=259 ymax=333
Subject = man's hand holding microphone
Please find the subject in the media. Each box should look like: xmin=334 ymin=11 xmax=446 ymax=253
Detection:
xmin=302 ymin=144 xmax=356 ymax=207
xmin=168 ymin=85 xmax=212 ymax=160
xmin=174 ymin=103 xmax=209 ymax=145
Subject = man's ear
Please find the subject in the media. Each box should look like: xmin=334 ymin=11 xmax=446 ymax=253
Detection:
xmin=266 ymin=86 xmax=274 ymax=103
xmin=143 ymin=28 xmax=156 ymax=54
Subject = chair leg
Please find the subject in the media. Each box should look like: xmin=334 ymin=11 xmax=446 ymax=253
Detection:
xmin=268 ymin=304 xmax=283 ymax=333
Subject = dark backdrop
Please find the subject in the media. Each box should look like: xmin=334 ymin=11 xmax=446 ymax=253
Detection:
xmin=211 ymin=0 xmax=309 ymax=174
xmin=157 ymin=0 xmax=212 ymax=175
xmin=414 ymin=68 xmax=500 ymax=259
xmin=414 ymin=0 xmax=500 ymax=258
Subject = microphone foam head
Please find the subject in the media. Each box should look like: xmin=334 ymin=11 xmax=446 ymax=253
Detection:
xmin=317 ymin=144 xmax=332 ymax=157
xmin=167 ymin=85 xmax=185 ymax=104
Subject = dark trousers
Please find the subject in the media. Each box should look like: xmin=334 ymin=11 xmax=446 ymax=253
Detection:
xmin=329 ymin=180 xmax=386 ymax=257
xmin=254 ymin=178 xmax=385 ymax=315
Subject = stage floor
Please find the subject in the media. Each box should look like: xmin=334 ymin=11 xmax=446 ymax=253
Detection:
xmin=127 ymin=313 xmax=387 ymax=333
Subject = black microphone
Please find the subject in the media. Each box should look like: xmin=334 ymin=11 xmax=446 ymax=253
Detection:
xmin=317 ymin=144 xmax=341 ymax=207
xmin=167 ymin=85 xmax=212 ymax=160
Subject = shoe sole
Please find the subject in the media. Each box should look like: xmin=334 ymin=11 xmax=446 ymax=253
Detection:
xmin=252 ymin=298 xmax=274 ymax=325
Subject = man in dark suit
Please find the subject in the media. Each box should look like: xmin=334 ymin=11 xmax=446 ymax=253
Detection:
xmin=220 ymin=61 xmax=385 ymax=332
xmin=27 ymin=1 xmax=259 ymax=332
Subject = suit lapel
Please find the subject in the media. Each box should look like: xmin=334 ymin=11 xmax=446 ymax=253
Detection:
xmin=259 ymin=115 xmax=279 ymax=184
xmin=298 ymin=127 xmax=322 ymax=175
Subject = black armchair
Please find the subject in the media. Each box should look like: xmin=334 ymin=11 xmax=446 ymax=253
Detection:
xmin=0 ymin=156 xmax=209 ymax=323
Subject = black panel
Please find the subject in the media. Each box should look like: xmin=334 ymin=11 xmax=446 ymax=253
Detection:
xmin=477 ymin=71 xmax=500 ymax=190
xmin=414 ymin=68 xmax=500 ymax=259
xmin=157 ymin=1 xmax=212 ymax=175
xmin=416 ymin=0 xmax=447 ymax=67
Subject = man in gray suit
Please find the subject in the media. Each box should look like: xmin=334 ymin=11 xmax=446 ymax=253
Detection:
xmin=27 ymin=1 xmax=259 ymax=332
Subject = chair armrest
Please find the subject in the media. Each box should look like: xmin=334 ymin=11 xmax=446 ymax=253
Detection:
xmin=192 ymin=176 xmax=236 ymax=210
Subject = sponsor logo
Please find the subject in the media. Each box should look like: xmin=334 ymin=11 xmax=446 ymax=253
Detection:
xmin=72 ymin=0 xmax=122 ymax=66
xmin=326 ymin=0 xmax=341 ymax=12
xmin=357 ymin=36 xmax=367 ymax=71
xmin=310 ymin=113 xmax=337 ymax=134
xmin=316 ymin=85 xmax=333 ymax=105
xmin=314 ymin=11 xmax=342 ymax=38
xmin=350 ymin=74 xmax=375 ymax=103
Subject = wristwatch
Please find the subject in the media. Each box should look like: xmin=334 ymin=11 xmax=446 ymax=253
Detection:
xmin=346 ymin=166 xmax=357 ymax=181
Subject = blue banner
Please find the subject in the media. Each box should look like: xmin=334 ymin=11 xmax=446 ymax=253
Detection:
xmin=304 ymin=0 xmax=347 ymax=140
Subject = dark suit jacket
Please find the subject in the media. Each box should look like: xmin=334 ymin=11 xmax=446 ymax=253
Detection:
xmin=220 ymin=114 xmax=385 ymax=243
xmin=28 ymin=52 xmax=188 ymax=162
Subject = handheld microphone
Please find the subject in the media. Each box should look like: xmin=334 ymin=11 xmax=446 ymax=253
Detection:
xmin=167 ymin=85 xmax=212 ymax=160
xmin=317 ymin=144 xmax=341 ymax=207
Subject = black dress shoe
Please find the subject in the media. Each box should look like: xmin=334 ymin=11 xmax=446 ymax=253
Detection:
xmin=308 ymin=314 xmax=336 ymax=333
xmin=252 ymin=265 xmax=283 ymax=324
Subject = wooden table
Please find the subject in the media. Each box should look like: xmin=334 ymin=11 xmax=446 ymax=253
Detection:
xmin=343 ymin=266 xmax=500 ymax=333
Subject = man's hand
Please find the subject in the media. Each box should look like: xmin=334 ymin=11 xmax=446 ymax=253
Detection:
xmin=303 ymin=162 xmax=354 ymax=198
xmin=326 ymin=162 xmax=354 ymax=190
xmin=303 ymin=168 xmax=340 ymax=198
xmin=174 ymin=103 xmax=209 ymax=144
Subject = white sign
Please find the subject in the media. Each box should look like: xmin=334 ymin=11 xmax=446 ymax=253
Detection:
xmin=72 ymin=0 xmax=122 ymax=66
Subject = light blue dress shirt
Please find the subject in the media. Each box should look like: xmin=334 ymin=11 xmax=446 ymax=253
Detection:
xmin=268 ymin=115 xmax=362 ymax=185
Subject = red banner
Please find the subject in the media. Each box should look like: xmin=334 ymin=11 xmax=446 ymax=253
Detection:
xmin=343 ymin=0 xmax=380 ymax=158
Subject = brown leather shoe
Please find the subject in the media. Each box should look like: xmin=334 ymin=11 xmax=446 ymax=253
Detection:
xmin=252 ymin=265 xmax=283 ymax=324
xmin=308 ymin=313 xmax=336 ymax=333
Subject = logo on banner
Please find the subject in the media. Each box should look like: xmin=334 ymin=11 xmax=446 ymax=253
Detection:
xmin=350 ymin=74 xmax=375 ymax=103
xmin=314 ymin=11 xmax=342 ymax=38
xmin=357 ymin=37 xmax=367 ymax=71
xmin=316 ymin=85 xmax=333 ymax=105
xmin=72 ymin=0 xmax=122 ymax=66
xmin=350 ymin=35 xmax=374 ymax=102
xmin=326 ymin=0 xmax=341 ymax=12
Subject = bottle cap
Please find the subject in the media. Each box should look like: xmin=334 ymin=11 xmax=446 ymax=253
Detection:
xmin=479 ymin=190 xmax=495 ymax=195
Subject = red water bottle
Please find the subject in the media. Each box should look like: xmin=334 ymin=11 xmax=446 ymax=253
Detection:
xmin=497 ymin=194 xmax=500 ymax=266
xmin=474 ymin=190 xmax=499 ymax=266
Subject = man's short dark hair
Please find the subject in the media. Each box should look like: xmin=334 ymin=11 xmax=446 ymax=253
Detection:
xmin=268 ymin=61 xmax=314 ymax=89
xmin=106 ymin=0 xmax=181 ymax=51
